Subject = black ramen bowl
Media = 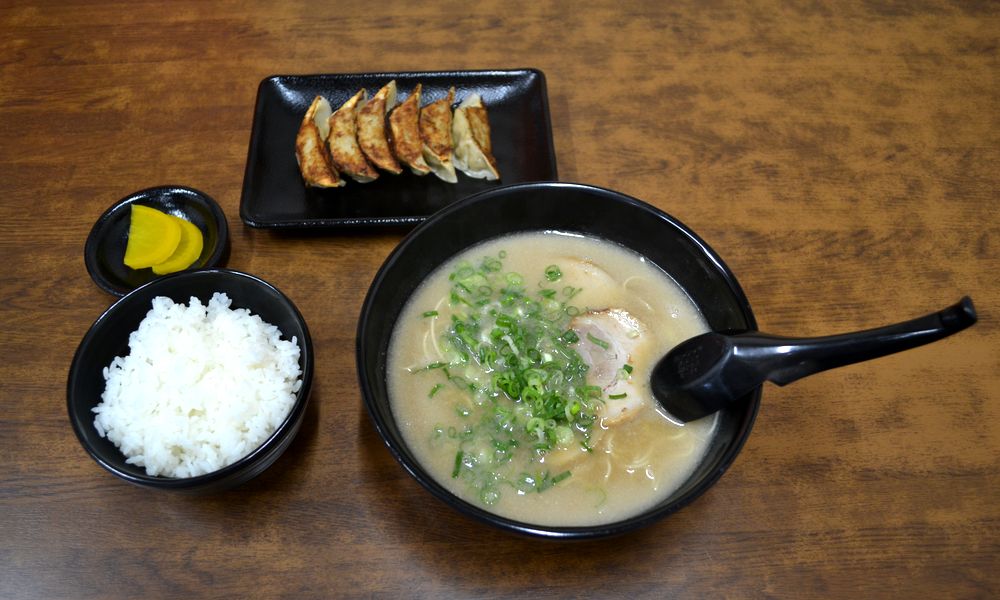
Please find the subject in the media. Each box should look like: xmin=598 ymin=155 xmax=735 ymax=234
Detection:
xmin=85 ymin=185 xmax=231 ymax=297
xmin=67 ymin=269 xmax=314 ymax=493
xmin=357 ymin=182 xmax=760 ymax=539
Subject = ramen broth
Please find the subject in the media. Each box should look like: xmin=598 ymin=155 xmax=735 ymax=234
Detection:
xmin=387 ymin=231 xmax=717 ymax=526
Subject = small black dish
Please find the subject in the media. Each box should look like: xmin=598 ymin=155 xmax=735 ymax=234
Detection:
xmin=240 ymin=69 xmax=557 ymax=229
xmin=356 ymin=182 xmax=760 ymax=539
xmin=85 ymin=185 xmax=230 ymax=297
xmin=67 ymin=269 xmax=313 ymax=493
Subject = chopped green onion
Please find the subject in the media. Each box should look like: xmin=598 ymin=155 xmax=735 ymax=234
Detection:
xmin=609 ymin=392 xmax=628 ymax=400
xmin=482 ymin=257 xmax=503 ymax=272
xmin=587 ymin=332 xmax=610 ymax=350
xmin=535 ymin=469 xmax=572 ymax=492
xmin=551 ymin=470 xmax=572 ymax=484
xmin=422 ymin=310 xmax=439 ymax=318
xmin=480 ymin=487 xmax=500 ymax=505
xmin=526 ymin=417 xmax=546 ymax=433
xmin=421 ymin=251 xmax=599 ymax=504
xmin=623 ymin=363 xmax=633 ymax=374
xmin=554 ymin=425 xmax=574 ymax=446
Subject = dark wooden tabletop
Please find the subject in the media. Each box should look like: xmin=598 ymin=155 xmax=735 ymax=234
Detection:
xmin=2 ymin=1 xmax=997 ymax=598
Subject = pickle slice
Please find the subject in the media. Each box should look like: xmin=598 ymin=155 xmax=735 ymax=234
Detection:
xmin=151 ymin=216 xmax=204 ymax=274
xmin=123 ymin=205 xmax=182 ymax=269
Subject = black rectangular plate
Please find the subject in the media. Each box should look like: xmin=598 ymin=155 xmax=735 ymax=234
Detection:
xmin=239 ymin=69 xmax=557 ymax=229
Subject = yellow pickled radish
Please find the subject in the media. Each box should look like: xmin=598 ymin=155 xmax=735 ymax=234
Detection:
xmin=123 ymin=205 xmax=182 ymax=269
xmin=152 ymin=216 xmax=204 ymax=274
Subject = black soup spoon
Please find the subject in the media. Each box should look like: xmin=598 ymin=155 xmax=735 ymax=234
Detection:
xmin=651 ymin=297 xmax=978 ymax=423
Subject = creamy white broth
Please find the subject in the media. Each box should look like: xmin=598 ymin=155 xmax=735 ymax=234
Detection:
xmin=388 ymin=231 xmax=716 ymax=526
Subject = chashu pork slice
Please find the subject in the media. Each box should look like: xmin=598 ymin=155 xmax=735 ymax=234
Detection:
xmin=356 ymin=80 xmax=402 ymax=175
xmin=419 ymin=87 xmax=457 ymax=183
xmin=389 ymin=83 xmax=431 ymax=176
xmin=452 ymin=93 xmax=500 ymax=180
xmin=295 ymin=95 xmax=344 ymax=188
xmin=327 ymin=89 xmax=378 ymax=183
xmin=571 ymin=308 xmax=650 ymax=426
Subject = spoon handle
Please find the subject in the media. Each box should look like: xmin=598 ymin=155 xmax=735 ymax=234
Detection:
xmin=742 ymin=296 xmax=977 ymax=386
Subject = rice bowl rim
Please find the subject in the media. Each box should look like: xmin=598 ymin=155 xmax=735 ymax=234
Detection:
xmin=67 ymin=268 xmax=314 ymax=489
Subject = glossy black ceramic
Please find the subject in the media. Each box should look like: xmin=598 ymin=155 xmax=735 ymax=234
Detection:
xmin=84 ymin=185 xmax=230 ymax=296
xmin=240 ymin=69 xmax=557 ymax=229
xmin=67 ymin=269 xmax=313 ymax=493
xmin=356 ymin=182 xmax=760 ymax=538
xmin=652 ymin=297 xmax=978 ymax=422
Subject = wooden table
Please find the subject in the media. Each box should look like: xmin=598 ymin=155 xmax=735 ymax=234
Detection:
xmin=2 ymin=1 xmax=997 ymax=598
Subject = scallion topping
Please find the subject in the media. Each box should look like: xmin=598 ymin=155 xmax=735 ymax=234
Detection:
xmin=414 ymin=251 xmax=601 ymax=505
xmin=587 ymin=332 xmax=610 ymax=350
xmin=551 ymin=470 xmax=572 ymax=484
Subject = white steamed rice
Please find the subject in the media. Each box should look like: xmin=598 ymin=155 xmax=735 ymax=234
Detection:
xmin=93 ymin=292 xmax=302 ymax=478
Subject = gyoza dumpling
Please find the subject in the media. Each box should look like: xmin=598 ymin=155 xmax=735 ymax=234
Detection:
xmin=452 ymin=94 xmax=499 ymax=180
xmin=389 ymin=83 xmax=431 ymax=176
xmin=327 ymin=89 xmax=379 ymax=183
xmin=295 ymin=95 xmax=344 ymax=188
xmin=419 ymin=87 xmax=457 ymax=183
xmin=356 ymin=81 xmax=402 ymax=175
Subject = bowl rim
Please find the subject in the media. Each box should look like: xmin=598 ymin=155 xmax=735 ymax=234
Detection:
xmin=84 ymin=184 xmax=231 ymax=297
xmin=67 ymin=267 xmax=314 ymax=490
xmin=356 ymin=181 xmax=761 ymax=539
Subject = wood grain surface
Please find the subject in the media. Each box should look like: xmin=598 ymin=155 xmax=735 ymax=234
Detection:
xmin=1 ymin=1 xmax=997 ymax=598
